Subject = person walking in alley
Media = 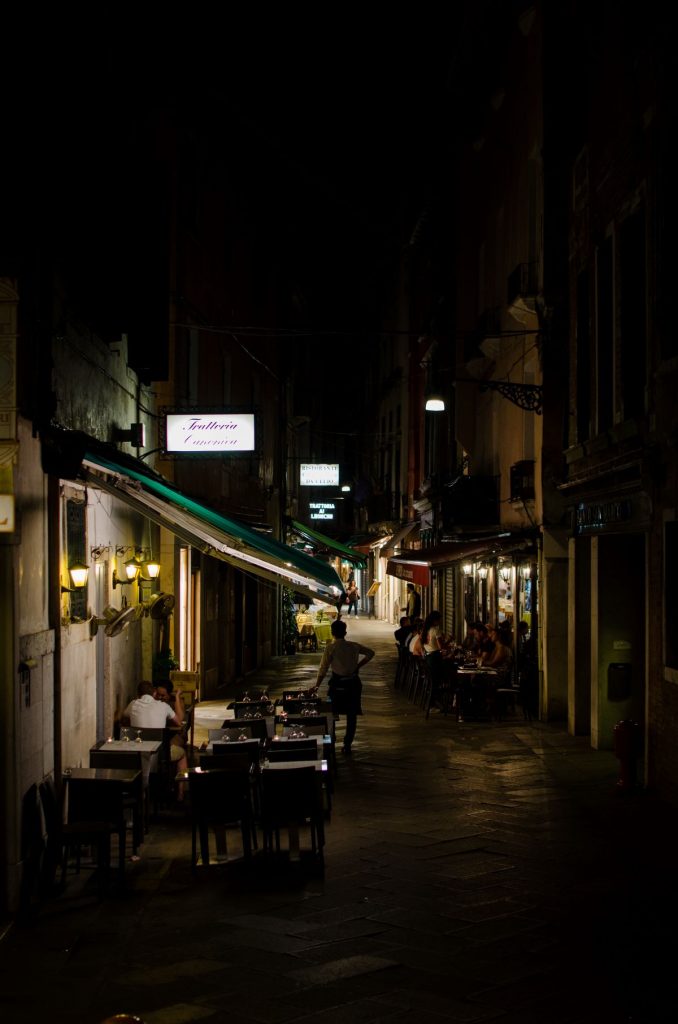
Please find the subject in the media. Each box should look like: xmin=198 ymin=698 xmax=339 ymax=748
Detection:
xmin=316 ymin=618 xmax=375 ymax=754
xmin=346 ymin=580 xmax=360 ymax=616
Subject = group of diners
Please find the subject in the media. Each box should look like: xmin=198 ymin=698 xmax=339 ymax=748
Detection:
xmin=121 ymin=679 xmax=190 ymax=794
xmin=394 ymin=611 xmax=522 ymax=719
xmin=395 ymin=614 xmax=514 ymax=675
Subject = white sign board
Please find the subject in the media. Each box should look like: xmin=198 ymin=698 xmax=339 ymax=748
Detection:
xmin=310 ymin=502 xmax=336 ymax=521
xmin=166 ymin=413 xmax=255 ymax=452
xmin=300 ymin=464 xmax=339 ymax=486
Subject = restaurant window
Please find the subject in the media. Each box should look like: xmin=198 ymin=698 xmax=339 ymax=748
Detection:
xmin=66 ymin=497 xmax=87 ymax=621
xmin=665 ymin=521 xmax=678 ymax=670
xmin=619 ymin=206 xmax=647 ymax=419
xmin=595 ymin=234 xmax=614 ymax=433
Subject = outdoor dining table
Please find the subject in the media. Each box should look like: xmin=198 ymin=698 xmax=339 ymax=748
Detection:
xmin=454 ymin=667 xmax=499 ymax=721
xmin=96 ymin=738 xmax=162 ymax=781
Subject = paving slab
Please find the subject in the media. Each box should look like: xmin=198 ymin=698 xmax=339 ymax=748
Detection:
xmin=2 ymin=617 xmax=678 ymax=1023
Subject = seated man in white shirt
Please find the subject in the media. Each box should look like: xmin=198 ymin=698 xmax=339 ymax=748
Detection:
xmin=122 ymin=680 xmax=188 ymax=797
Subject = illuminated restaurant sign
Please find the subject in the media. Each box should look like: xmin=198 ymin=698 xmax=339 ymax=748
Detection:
xmin=166 ymin=413 xmax=255 ymax=453
xmin=310 ymin=502 xmax=335 ymax=521
xmin=300 ymin=463 xmax=339 ymax=486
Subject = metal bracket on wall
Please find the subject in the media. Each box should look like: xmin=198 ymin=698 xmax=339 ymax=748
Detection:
xmin=478 ymin=380 xmax=543 ymax=414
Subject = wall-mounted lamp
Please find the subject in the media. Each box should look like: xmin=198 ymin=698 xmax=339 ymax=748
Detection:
xmin=112 ymin=422 xmax=145 ymax=447
xmin=61 ymin=561 xmax=89 ymax=592
xmin=141 ymin=558 xmax=161 ymax=581
xmin=113 ymin=557 xmax=141 ymax=589
xmin=520 ymin=565 xmax=531 ymax=580
xmin=425 ymin=392 xmax=445 ymax=412
xmin=499 ymin=565 xmax=512 ymax=584
xmin=462 ymin=562 xmax=473 ymax=576
xmin=477 ymin=565 xmax=488 ymax=580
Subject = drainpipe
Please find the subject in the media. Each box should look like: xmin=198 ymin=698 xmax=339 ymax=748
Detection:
xmin=48 ymin=475 xmax=62 ymax=781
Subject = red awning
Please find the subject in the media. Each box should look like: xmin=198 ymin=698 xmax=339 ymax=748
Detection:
xmin=386 ymin=558 xmax=431 ymax=587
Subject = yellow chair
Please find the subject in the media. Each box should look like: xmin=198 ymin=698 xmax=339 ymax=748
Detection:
xmin=313 ymin=623 xmax=332 ymax=648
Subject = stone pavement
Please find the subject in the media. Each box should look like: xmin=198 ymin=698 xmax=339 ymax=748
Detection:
xmin=2 ymin=618 xmax=677 ymax=1024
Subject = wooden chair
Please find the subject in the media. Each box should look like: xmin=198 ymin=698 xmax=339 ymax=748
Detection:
xmin=394 ymin=643 xmax=409 ymax=690
xmin=188 ymin=768 xmax=256 ymax=867
xmin=61 ymin=778 xmax=128 ymax=891
xmin=132 ymin=726 xmax=174 ymax=812
xmin=225 ymin=717 xmax=268 ymax=742
xmin=283 ymin=723 xmax=325 ymax=736
xmin=208 ymin=726 xmax=252 ymax=742
xmin=38 ymin=777 xmax=63 ymax=898
xmin=88 ymin=749 xmax=145 ymax=848
xmin=267 ymin=740 xmax=319 ymax=763
xmin=260 ymin=766 xmax=325 ymax=862
xmin=212 ymin=739 xmax=262 ymax=769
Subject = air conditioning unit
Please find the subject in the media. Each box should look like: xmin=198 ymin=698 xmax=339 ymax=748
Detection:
xmin=510 ymin=460 xmax=535 ymax=502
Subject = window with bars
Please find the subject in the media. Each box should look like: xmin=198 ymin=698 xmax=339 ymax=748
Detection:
xmin=66 ymin=498 xmax=88 ymax=620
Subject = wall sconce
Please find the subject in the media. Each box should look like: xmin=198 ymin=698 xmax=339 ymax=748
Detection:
xmin=425 ymin=392 xmax=445 ymax=412
xmin=499 ymin=565 xmax=512 ymax=584
xmin=462 ymin=562 xmax=473 ymax=576
xmin=520 ymin=564 xmax=531 ymax=580
xmin=61 ymin=561 xmax=89 ymax=592
xmin=477 ymin=565 xmax=488 ymax=580
xmin=141 ymin=557 xmax=161 ymax=581
xmin=113 ymin=557 xmax=141 ymax=589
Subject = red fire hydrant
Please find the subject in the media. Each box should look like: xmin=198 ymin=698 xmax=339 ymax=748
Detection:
xmin=613 ymin=719 xmax=641 ymax=791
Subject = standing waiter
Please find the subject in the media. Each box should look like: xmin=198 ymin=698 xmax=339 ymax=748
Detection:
xmin=316 ymin=619 xmax=375 ymax=754
xmin=406 ymin=582 xmax=421 ymax=619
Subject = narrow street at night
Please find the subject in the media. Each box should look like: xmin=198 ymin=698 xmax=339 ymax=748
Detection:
xmin=1 ymin=618 xmax=675 ymax=1024
xmin=1 ymin=12 xmax=675 ymax=1019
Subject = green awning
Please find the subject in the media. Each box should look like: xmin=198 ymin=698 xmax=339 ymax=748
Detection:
xmin=289 ymin=519 xmax=367 ymax=568
xmin=80 ymin=450 xmax=345 ymax=605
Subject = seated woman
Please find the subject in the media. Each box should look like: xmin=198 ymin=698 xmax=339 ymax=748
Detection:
xmin=407 ymin=618 xmax=425 ymax=657
xmin=422 ymin=611 xmax=448 ymax=680
xmin=480 ymin=626 xmax=513 ymax=676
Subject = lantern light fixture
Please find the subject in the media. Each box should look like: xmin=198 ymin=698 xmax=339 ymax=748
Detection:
xmin=520 ymin=564 xmax=532 ymax=580
xmin=462 ymin=562 xmax=473 ymax=576
xmin=499 ymin=565 xmax=512 ymax=584
xmin=67 ymin=561 xmax=89 ymax=590
xmin=142 ymin=558 xmax=161 ymax=581
xmin=477 ymin=565 xmax=488 ymax=580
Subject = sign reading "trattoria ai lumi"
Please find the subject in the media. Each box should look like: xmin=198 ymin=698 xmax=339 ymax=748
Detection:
xmin=166 ymin=413 xmax=255 ymax=452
